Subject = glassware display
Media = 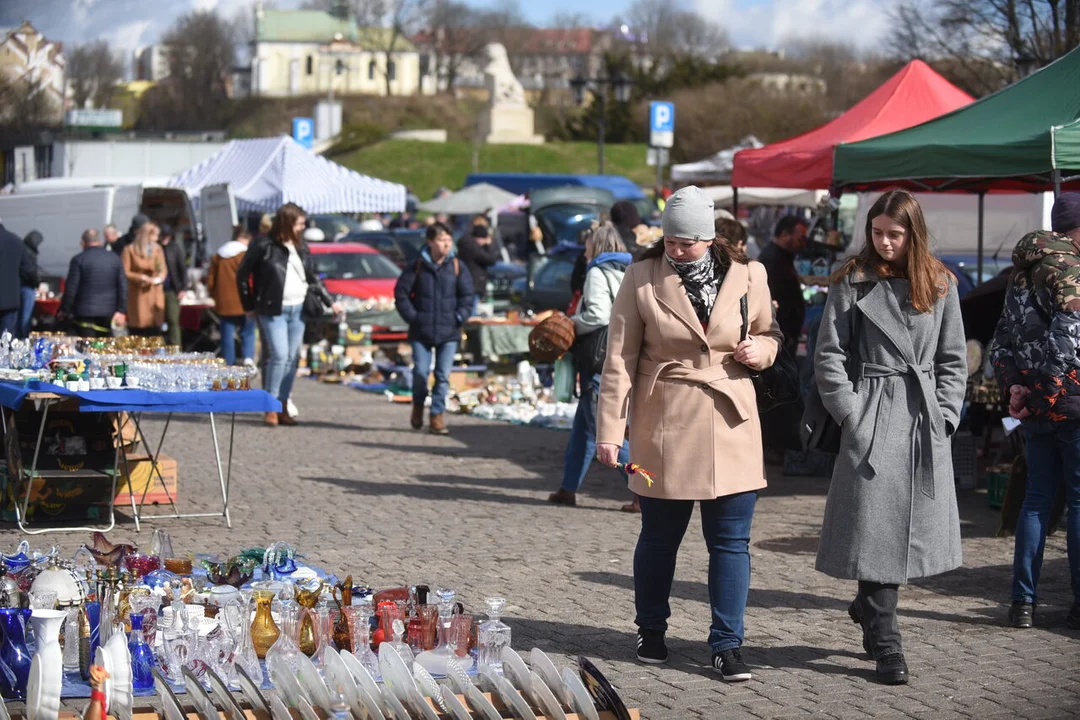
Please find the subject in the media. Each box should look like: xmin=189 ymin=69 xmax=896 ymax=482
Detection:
xmin=478 ymin=597 xmax=511 ymax=673
xmin=344 ymin=601 xmax=378 ymax=678
xmin=27 ymin=588 xmax=57 ymax=610
xmin=266 ymin=596 xmax=303 ymax=672
xmin=331 ymin=576 xmax=354 ymax=652
xmin=416 ymin=604 xmax=439 ymax=651
xmin=123 ymin=552 xmax=161 ymax=580
xmin=449 ymin=613 xmax=473 ymax=659
xmin=63 ymin=606 xmax=81 ymax=672
xmin=414 ymin=588 xmax=457 ymax=677
xmin=295 ymin=582 xmax=322 ymax=656
xmin=223 ymin=596 xmax=261 ymax=684
xmin=310 ymin=598 xmax=334 ymax=668
xmin=163 ymin=557 xmax=193 ymax=575
xmin=128 ymin=591 xmax=162 ymax=648
xmin=0 ymin=607 xmax=32 ymax=699
xmin=149 ymin=529 xmax=175 ymax=560
xmin=250 ymin=589 xmax=280 ymax=658
xmin=128 ymin=613 xmax=155 ymax=691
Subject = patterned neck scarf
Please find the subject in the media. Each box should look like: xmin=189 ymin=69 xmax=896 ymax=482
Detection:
xmin=666 ymin=250 xmax=723 ymax=325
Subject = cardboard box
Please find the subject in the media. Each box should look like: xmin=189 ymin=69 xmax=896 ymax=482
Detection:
xmin=0 ymin=467 xmax=112 ymax=523
xmin=115 ymin=453 xmax=178 ymax=506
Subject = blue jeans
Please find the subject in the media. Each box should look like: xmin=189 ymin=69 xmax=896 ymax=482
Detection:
xmin=411 ymin=340 xmax=457 ymax=415
xmin=258 ymin=305 xmax=305 ymax=404
xmin=561 ymin=372 xmax=630 ymax=492
xmin=220 ymin=314 xmax=256 ymax=366
xmin=17 ymin=287 xmax=35 ymax=339
xmin=1012 ymin=419 xmax=1080 ymax=604
xmin=635 ymin=491 xmax=758 ymax=652
xmin=0 ymin=309 xmax=17 ymax=338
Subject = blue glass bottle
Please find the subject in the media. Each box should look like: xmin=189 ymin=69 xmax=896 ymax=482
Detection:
xmin=0 ymin=607 xmax=31 ymax=699
xmin=128 ymin=613 xmax=155 ymax=690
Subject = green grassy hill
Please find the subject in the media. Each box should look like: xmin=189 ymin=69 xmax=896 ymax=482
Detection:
xmin=330 ymin=140 xmax=656 ymax=199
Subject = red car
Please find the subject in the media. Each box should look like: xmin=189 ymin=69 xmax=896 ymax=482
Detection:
xmin=307 ymin=242 xmax=401 ymax=305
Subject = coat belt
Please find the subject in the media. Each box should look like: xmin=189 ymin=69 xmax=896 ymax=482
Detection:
xmin=859 ymin=361 xmax=941 ymax=499
xmin=637 ymin=357 xmax=751 ymax=422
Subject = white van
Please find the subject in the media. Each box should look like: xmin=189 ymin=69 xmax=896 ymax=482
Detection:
xmin=0 ymin=178 xmax=236 ymax=279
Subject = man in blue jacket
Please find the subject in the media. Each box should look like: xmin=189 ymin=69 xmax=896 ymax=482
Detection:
xmin=394 ymin=222 xmax=474 ymax=435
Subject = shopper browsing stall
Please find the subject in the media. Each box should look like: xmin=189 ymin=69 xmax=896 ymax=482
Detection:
xmin=394 ymin=222 xmax=474 ymax=436
xmin=814 ymin=189 xmax=967 ymax=685
xmin=208 ymin=227 xmax=256 ymax=366
xmin=236 ymin=203 xmax=342 ymax=427
xmin=59 ymin=229 xmax=127 ymax=338
xmin=121 ymin=221 xmax=167 ymax=338
xmin=595 ymin=186 xmax=782 ymax=681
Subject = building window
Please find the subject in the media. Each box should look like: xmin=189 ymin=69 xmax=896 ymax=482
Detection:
xmin=387 ymin=60 xmax=396 ymax=81
xmin=306 ymin=56 xmax=313 ymax=75
xmin=368 ymin=60 xmax=376 ymax=80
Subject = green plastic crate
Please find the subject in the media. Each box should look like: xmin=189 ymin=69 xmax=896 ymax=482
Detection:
xmin=986 ymin=467 xmax=1010 ymax=509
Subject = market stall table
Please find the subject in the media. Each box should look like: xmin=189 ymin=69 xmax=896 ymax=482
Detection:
xmin=464 ymin=318 xmax=540 ymax=359
xmin=0 ymin=381 xmax=280 ymax=534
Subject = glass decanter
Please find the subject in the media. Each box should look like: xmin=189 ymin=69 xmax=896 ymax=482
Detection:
xmin=250 ymin=589 xmax=280 ymax=659
xmin=344 ymin=601 xmax=379 ymax=678
xmin=224 ymin=596 xmax=261 ymax=684
xmin=310 ymin=598 xmax=334 ymax=668
xmin=266 ymin=598 xmax=302 ymax=672
xmin=477 ymin=597 xmax=511 ymax=673
xmin=128 ymin=613 xmax=155 ymax=690
xmin=414 ymin=587 xmax=457 ymax=676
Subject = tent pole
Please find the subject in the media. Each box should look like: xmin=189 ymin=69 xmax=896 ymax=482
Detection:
xmin=732 ymin=187 xmax=739 ymax=217
xmin=977 ymin=192 xmax=985 ymax=285
xmin=1053 ymin=169 xmax=1062 ymax=197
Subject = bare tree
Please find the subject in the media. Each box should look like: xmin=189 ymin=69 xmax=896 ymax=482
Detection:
xmin=67 ymin=40 xmax=125 ymax=109
xmin=0 ymin=72 xmax=57 ymax=132
xmin=427 ymin=1 xmax=489 ymax=91
xmin=889 ymin=0 xmax=1080 ymax=94
xmin=552 ymin=12 xmax=592 ymax=29
xmin=474 ymin=0 xmax=530 ymax=72
xmin=782 ymin=37 xmax=903 ymax=114
xmin=138 ymin=10 xmax=236 ymax=131
xmin=627 ymin=0 xmax=728 ymax=60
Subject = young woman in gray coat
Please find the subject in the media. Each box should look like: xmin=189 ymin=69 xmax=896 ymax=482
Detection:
xmin=814 ymin=189 xmax=967 ymax=685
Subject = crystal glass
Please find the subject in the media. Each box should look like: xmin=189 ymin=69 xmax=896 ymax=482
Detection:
xmin=449 ymin=613 xmax=472 ymax=659
xmin=477 ymin=597 xmax=511 ymax=673
xmin=63 ymin=606 xmax=81 ymax=672
xmin=223 ymin=596 xmax=261 ymax=684
xmin=416 ymin=604 xmax=438 ymax=651
xmin=310 ymin=599 xmax=333 ymax=668
xmin=123 ymin=552 xmax=161 ymax=580
xmin=128 ymin=591 xmax=162 ymax=648
xmin=250 ymin=589 xmax=280 ymax=659
xmin=344 ymin=602 xmax=378 ymax=678
xmin=266 ymin=599 xmax=303 ymax=673
xmin=27 ymin=588 xmax=57 ymax=610
xmin=413 ymin=587 xmax=457 ymax=677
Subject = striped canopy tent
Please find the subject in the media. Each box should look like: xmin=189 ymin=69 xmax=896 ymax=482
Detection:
xmin=169 ymin=136 xmax=406 ymax=214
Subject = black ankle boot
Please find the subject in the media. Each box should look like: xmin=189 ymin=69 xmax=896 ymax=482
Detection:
xmin=875 ymin=652 xmax=909 ymax=684
xmin=848 ymin=599 xmax=872 ymax=659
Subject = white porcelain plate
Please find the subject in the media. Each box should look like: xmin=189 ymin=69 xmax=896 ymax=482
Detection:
xmin=412 ymin=662 xmax=446 ymax=711
xmin=152 ymin=668 xmax=186 ymax=720
xmin=530 ymin=648 xmax=566 ymax=703
xmin=323 ymin=647 xmax=357 ymax=703
xmin=561 ymin=667 xmax=600 ymax=720
xmin=349 ymin=680 xmax=387 ymax=720
xmin=403 ymin=685 xmax=440 ymax=720
xmin=528 ymin=670 xmax=568 ymax=720
xmin=464 ymin=683 xmax=503 ymax=720
xmin=501 ymin=646 xmax=533 ymax=695
xmin=207 ymin=667 xmax=248 ymax=720
xmin=296 ymin=652 xmax=334 ymax=713
xmin=492 ymin=671 xmax=537 ymax=720
xmin=235 ymin=664 xmax=271 ymax=716
xmin=441 ymin=688 xmax=473 ymax=720
xmin=182 ymin=667 xmax=221 ymax=720
xmin=380 ymin=685 xmax=411 ymax=720
xmin=267 ymin=653 xmax=310 ymax=708
xmin=341 ymin=649 xmax=384 ymax=704
xmin=378 ymin=642 xmax=414 ymax=700
xmin=297 ymin=697 xmax=320 ymax=720
xmin=445 ymin=657 xmax=473 ymax=698
xmin=269 ymin=694 xmax=292 ymax=720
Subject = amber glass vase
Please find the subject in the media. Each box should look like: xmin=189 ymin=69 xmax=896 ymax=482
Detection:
xmin=250 ymin=589 xmax=280 ymax=659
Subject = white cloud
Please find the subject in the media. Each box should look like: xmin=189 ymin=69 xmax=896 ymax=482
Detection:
xmin=697 ymin=0 xmax=894 ymax=51
xmin=105 ymin=19 xmax=153 ymax=51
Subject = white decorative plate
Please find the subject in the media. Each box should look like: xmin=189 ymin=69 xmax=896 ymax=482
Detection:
xmin=380 ymin=685 xmax=411 ymax=720
xmin=235 ymin=664 xmax=271 ymax=715
xmin=323 ymin=647 xmax=357 ymax=703
xmin=562 ymin=667 xmax=600 ymax=720
xmin=441 ymin=688 xmax=473 ymax=720
xmin=412 ymin=662 xmax=446 ymax=711
xmin=297 ymin=697 xmax=320 ymax=720
xmin=341 ymin=649 xmax=384 ymax=703
xmin=349 ymin=680 xmax=387 ymax=720
xmin=207 ymin=667 xmax=248 ymax=720
xmin=269 ymin=694 xmax=292 ymax=720
xmin=267 ymin=652 xmax=310 ymax=708
xmin=502 ymin=646 xmax=533 ymax=694
xmin=296 ymin=652 xmax=334 ymax=713
xmin=152 ymin=668 xmax=186 ymax=720
xmin=528 ymin=670 xmax=568 ymax=720
xmin=182 ymin=666 xmax=221 ymax=720
xmin=464 ymin=683 xmax=503 ymax=720
xmin=492 ymin=671 xmax=537 ymax=720
xmin=530 ymin=648 xmax=565 ymax=702
xmin=445 ymin=656 xmax=473 ymax=698
xmin=402 ymin=685 xmax=440 ymax=720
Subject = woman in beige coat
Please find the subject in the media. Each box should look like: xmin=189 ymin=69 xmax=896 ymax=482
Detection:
xmin=596 ymin=186 xmax=782 ymax=681
xmin=121 ymin=221 xmax=167 ymax=336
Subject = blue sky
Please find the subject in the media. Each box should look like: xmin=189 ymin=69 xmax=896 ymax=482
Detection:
xmin=1 ymin=0 xmax=892 ymax=54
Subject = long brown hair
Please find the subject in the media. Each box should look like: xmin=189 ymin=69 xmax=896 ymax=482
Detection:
xmin=833 ymin=189 xmax=950 ymax=313
xmin=638 ymin=235 xmax=748 ymax=268
xmin=270 ymin=202 xmax=307 ymax=248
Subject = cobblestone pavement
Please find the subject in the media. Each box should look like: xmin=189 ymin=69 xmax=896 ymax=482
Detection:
xmin=4 ymin=379 xmax=1079 ymax=719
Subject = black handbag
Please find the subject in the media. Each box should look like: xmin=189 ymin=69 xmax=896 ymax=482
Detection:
xmin=799 ymin=300 xmax=859 ymax=454
xmin=740 ymin=295 xmax=801 ymax=413
xmin=571 ymin=325 xmax=609 ymax=376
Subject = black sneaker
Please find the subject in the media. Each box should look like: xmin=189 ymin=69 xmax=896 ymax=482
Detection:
xmin=1009 ymin=600 xmax=1034 ymax=628
xmin=875 ymin=652 xmax=909 ymax=685
xmin=636 ymin=630 xmax=667 ymax=664
xmin=1067 ymin=603 xmax=1080 ymax=630
xmin=847 ymin=599 xmax=872 ymax=659
xmin=712 ymin=648 xmax=752 ymax=682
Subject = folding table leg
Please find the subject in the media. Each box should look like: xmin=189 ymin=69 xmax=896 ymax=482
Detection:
xmin=131 ymin=413 xmax=178 ymax=525
xmin=209 ymin=413 xmax=232 ymax=529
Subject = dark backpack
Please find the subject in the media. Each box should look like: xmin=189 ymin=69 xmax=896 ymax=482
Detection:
xmin=409 ymin=256 xmax=459 ymax=299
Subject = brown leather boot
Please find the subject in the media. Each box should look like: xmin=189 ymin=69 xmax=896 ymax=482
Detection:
xmin=263 ymin=411 xmax=279 ymax=427
xmin=429 ymin=413 xmax=449 ymax=435
xmin=410 ymin=404 xmax=424 ymax=430
xmin=548 ymin=489 xmax=576 ymax=506
xmin=278 ymin=410 xmax=298 ymax=426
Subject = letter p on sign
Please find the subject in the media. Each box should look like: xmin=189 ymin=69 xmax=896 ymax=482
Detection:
xmin=649 ymin=102 xmax=674 ymax=148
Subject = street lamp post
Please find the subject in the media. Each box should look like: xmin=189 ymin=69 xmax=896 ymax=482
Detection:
xmin=570 ymin=73 xmax=632 ymax=175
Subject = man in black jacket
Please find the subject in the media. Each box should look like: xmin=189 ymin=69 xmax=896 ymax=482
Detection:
xmin=111 ymin=213 xmax=149 ymax=257
xmin=456 ymin=225 xmax=498 ymax=316
xmin=18 ymin=230 xmax=43 ymax=338
xmin=59 ymin=229 xmax=127 ymax=338
xmin=757 ymin=215 xmax=809 ymax=354
xmin=159 ymin=223 xmax=187 ymax=346
xmin=394 ymin=222 xmax=474 ymax=435
xmin=0 ymin=220 xmax=33 ymax=337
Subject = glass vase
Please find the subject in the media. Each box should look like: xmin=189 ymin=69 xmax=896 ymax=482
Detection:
xmin=250 ymin=589 xmax=280 ymax=658
xmin=0 ymin=607 xmax=31 ymax=699
xmin=224 ymin=596 xmax=261 ymax=684
xmin=310 ymin=600 xmax=333 ymax=668
xmin=414 ymin=588 xmax=457 ymax=677
xmin=266 ymin=599 xmax=303 ymax=673
xmin=127 ymin=613 xmax=155 ymax=691
xmin=344 ymin=602 xmax=379 ymax=678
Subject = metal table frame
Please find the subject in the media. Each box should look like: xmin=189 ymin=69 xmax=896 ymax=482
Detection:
xmin=3 ymin=392 xmax=239 ymax=534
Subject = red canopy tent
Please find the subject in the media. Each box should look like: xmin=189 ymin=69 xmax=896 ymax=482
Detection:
xmin=732 ymin=60 xmax=974 ymax=190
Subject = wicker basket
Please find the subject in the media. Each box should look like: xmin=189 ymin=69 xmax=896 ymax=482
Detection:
xmin=528 ymin=313 xmax=576 ymax=362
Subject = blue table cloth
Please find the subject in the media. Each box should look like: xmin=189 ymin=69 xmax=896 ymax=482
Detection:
xmin=0 ymin=381 xmax=281 ymax=414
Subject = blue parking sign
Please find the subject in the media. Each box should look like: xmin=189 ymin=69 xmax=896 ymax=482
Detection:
xmin=293 ymin=117 xmax=314 ymax=149
xmin=649 ymin=102 xmax=674 ymax=148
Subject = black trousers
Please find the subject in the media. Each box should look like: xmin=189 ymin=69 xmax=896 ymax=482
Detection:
xmin=856 ymin=581 xmax=902 ymax=658
xmin=70 ymin=316 xmax=113 ymax=338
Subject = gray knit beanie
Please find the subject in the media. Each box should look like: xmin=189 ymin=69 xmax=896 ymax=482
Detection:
xmin=662 ymin=186 xmax=715 ymax=240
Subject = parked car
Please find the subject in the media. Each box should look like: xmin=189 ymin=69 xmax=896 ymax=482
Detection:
xmin=308 ymin=242 xmax=401 ymax=309
xmin=487 ymin=262 xmax=526 ymax=313
xmin=341 ymin=229 xmax=426 ymax=268
xmin=940 ymin=255 xmax=1012 ymax=292
xmin=510 ymin=243 xmax=584 ymax=313
xmin=308 ymin=214 xmax=365 ymax=241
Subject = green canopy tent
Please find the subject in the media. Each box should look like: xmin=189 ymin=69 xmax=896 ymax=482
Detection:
xmin=833 ymin=45 xmax=1080 ymax=279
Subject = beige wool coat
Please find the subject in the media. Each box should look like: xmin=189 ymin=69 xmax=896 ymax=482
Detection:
xmin=596 ymin=256 xmax=782 ymax=500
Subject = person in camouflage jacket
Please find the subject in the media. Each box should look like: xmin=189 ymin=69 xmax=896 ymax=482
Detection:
xmin=991 ymin=228 xmax=1080 ymax=421
xmin=989 ymin=191 xmax=1080 ymax=632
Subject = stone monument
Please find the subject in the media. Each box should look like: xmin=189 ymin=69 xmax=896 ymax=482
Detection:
xmin=479 ymin=43 xmax=544 ymax=145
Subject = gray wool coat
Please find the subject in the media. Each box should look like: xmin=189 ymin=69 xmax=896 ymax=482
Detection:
xmin=814 ymin=269 xmax=968 ymax=584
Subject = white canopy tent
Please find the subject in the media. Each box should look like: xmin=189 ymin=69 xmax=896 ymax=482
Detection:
xmin=169 ymin=136 xmax=406 ymax=214
xmin=418 ymin=183 xmax=518 ymax=215
xmin=671 ymin=136 xmax=763 ymax=184
xmin=704 ymin=185 xmax=827 ymax=209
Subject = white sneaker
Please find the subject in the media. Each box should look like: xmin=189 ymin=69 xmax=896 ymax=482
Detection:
xmin=242 ymin=357 xmax=256 ymax=368
xmin=286 ymin=398 xmax=299 ymax=418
